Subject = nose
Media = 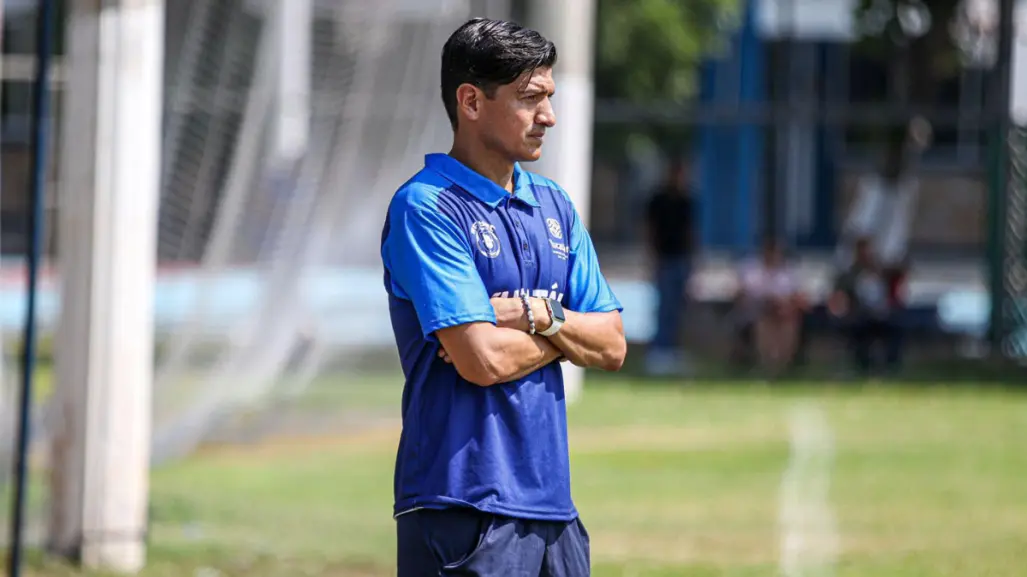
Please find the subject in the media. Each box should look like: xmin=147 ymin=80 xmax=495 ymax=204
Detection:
xmin=536 ymin=99 xmax=556 ymax=128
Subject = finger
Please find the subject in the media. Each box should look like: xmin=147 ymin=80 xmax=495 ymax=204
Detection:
xmin=438 ymin=348 xmax=447 ymax=358
xmin=443 ymin=355 xmax=452 ymax=364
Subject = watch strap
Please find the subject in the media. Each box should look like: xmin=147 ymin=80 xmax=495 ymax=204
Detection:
xmin=538 ymin=299 xmax=564 ymax=337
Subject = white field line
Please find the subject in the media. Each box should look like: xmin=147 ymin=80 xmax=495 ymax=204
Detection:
xmin=779 ymin=402 xmax=839 ymax=577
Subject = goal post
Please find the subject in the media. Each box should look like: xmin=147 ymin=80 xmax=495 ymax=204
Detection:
xmin=48 ymin=0 xmax=163 ymax=571
xmin=268 ymin=0 xmax=311 ymax=168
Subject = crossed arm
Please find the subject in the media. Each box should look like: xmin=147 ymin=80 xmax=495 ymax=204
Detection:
xmin=388 ymin=191 xmax=625 ymax=387
xmin=436 ymin=298 xmax=626 ymax=387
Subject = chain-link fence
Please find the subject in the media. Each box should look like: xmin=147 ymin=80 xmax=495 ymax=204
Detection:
xmin=1002 ymin=124 xmax=1027 ymax=357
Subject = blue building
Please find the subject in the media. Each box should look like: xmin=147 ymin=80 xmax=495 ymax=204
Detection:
xmin=695 ymin=0 xmax=990 ymax=256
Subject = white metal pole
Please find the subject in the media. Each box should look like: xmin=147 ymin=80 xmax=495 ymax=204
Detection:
xmin=270 ymin=0 xmax=311 ymax=166
xmin=0 ymin=0 xmax=5 ymax=425
xmin=48 ymin=0 xmax=163 ymax=572
xmin=528 ymin=0 xmax=596 ymax=403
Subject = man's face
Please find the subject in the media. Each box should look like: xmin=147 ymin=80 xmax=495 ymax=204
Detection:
xmin=475 ymin=67 xmax=557 ymax=163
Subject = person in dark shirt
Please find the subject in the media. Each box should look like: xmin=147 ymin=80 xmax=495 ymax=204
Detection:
xmin=828 ymin=237 xmax=905 ymax=375
xmin=644 ymin=160 xmax=698 ymax=375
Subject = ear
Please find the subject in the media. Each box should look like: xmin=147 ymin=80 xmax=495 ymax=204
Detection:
xmin=455 ymin=83 xmax=483 ymax=123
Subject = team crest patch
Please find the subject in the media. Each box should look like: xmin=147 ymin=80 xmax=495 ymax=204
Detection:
xmin=470 ymin=221 xmax=501 ymax=258
xmin=546 ymin=218 xmax=563 ymax=240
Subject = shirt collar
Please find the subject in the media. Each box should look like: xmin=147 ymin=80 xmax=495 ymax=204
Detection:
xmin=424 ymin=153 xmax=540 ymax=208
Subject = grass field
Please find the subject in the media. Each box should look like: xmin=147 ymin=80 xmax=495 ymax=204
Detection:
xmin=13 ymin=375 xmax=1027 ymax=576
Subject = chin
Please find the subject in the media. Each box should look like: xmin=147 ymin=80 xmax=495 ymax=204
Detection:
xmin=519 ymin=147 xmax=544 ymax=163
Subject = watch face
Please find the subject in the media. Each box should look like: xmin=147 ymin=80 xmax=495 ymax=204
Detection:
xmin=549 ymin=299 xmax=566 ymax=322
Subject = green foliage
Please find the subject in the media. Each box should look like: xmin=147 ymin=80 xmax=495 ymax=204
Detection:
xmin=595 ymin=0 xmax=740 ymax=102
xmin=593 ymin=0 xmax=739 ymax=161
xmin=591 ymin=0 xmax=982 ymax=160
xmin=852 ymin=0 xmax=962 ymax=38
xmin=851 ymin=0 xmax=964 ymax=103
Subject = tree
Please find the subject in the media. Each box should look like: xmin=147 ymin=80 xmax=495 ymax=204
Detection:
xmin=595 ymin=0 xmax=739 ymax=102
xmin=851 ymin=0 xmax=994 ymax=144
xmin=593 ymin=0 xmax=739 ymax=160
xmin=592 ymin=0 xmax=1000 ymax=159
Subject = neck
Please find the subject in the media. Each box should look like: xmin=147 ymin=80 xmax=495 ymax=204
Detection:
xmin=450 ymin=133 xmax=515 ymax=193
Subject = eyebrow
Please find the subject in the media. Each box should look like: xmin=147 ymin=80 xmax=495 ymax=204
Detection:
xmin=521 ymin=85 xmax=555 ymax=96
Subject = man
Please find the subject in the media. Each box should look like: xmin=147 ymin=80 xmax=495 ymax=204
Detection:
xmin=380 ymin=18 xmax=627 ymax=577
xmin=828 ymin=237 xmax=905 ymax=375
xmin=731 ymin=237 xmax=806 ymax=373
xmin=644 ymin=159 xmax=697 ymax=376
xmin=836 ymin=118 xmax=931 ymax=270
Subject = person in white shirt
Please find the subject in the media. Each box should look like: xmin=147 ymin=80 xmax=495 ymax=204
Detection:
xmin=836 ymin=118 xmax=931 ymax=272
xmin=731 ymin=238 xmax=808 ymax=373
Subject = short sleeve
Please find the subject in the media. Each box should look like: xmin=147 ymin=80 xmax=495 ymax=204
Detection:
xmin=384 ymin=205 xmax=495 ymax=339
xmin=566 ymin=209 xmax=623 ymax=314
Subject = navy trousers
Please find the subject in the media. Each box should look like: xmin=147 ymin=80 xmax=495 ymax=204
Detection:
xmin=652 ymin=257 xmax=691 ymax=351
xmin=396 ymin=507 xmax=590 ymax=576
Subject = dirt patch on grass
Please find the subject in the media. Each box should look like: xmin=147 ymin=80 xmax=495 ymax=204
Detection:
xmin=193 ymin=421 xmax=401 ymax=463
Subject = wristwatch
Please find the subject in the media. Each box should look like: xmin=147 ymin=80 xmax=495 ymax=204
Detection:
xmin=538 ymin=298 xmax=566 ymax=337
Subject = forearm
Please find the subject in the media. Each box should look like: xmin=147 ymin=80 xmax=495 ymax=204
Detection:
xmin=501 ymin=334 xmax=564 ymax=383
xmin=491 ymin=296 xmax=626 ymax=371
xmin=547 ymin=310 xmax=626 ymax=371
xmin=477 ymin=327 xmax=564 ymax=384
xmin=440 ymin=324 xmax=559 ymax=387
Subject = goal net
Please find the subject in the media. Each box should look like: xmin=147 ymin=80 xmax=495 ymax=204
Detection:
xmin=153 ymin=0 xmax=486 ymax=461
xmin=2 ymin=0 xmax=503 ymax=545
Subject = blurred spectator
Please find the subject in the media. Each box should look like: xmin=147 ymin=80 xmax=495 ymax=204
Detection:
xmin=836 ymin=118 xmax=931 ymax=271
xmin=831 ymin=121 xmax=925 ymax=377
xmin=829 ymin=237 xmax=906 ymax=375
xmin=730 ymin=238 xmax=807 ymax=373
xmin=644 ymin=159 xmax=697 ymax=376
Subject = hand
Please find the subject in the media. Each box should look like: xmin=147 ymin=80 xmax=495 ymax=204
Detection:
xmin=438 ymin=346 xmax=452 ymax=364
xmin=491 ymin=297 xmax=552 ymax=334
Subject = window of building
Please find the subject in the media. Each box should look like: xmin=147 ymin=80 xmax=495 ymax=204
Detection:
xmin=2 ymin=0 xmax=67 ymax=55
xmin=1 ymin=0 xmax=67 ymax=146
xmin=840 ymin=45 xmax=989 ymax=169
xmin=0 ymin=79 xmax=62 ymax=143
xmin=1 ymin=1 xmax=68 ymax=256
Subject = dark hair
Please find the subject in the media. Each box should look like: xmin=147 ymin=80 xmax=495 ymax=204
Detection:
xmin=440 ymin=18 xmax=557 ymax=129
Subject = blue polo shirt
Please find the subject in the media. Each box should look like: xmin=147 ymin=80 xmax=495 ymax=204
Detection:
xmin=380 ymin=153 xmax=622 ymax=521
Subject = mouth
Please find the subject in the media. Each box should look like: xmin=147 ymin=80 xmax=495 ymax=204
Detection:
xmin=528 ymin=133 xmax=546 ymax=142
